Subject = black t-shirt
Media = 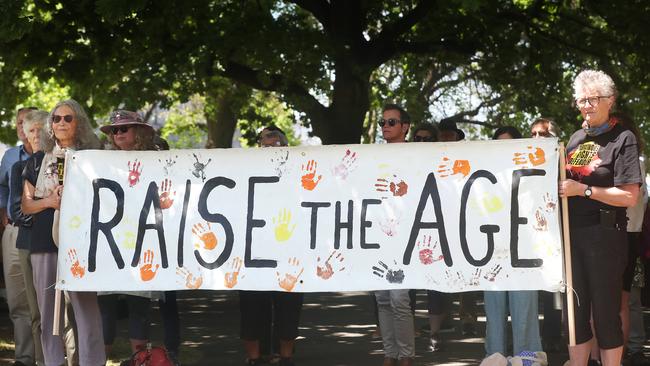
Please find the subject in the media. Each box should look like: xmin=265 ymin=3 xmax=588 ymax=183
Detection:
xmin=22 ymin=151 xmax=57 ymax=253
xmin=565 ymin=124 xmax=642 ymax=226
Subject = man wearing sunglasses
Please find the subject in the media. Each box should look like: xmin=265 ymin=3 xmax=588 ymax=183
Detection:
xmin=375 ymin=103 xmax=414 ymax=366
xmin=0 ymin=106 xmax=40 ymax=366
xmin=379 ymin=104 xmax=411 ymax=144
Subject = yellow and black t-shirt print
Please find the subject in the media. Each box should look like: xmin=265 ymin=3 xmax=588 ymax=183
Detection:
xmin=566 ymin=141 xmax=602 ymax=178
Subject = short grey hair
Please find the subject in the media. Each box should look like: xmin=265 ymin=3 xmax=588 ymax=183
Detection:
xmin=22 ymin=110 xmax=48 ymax=135
xmin=43 ymin=99 xmax=103 ymax=152
xmin=573 ymin=70 xmax=618 ymax=99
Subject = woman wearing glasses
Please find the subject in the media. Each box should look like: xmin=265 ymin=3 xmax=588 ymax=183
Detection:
xmin=98 ymin=110 xmax=159 ymax=364
xmin=559 ymin=70 xmax=642 ymax=366
xmin=21 ymin=99 xmax=105 ymax=366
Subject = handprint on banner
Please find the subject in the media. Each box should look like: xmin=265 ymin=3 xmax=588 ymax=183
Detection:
xmin=445 ymin=270 xmax=465 ymax=288
xmin=158 ymin=178 xmax=176 ymax=209
xmin=533 ymin=208 xmax=548 ymax=231
xmin=224 ymin=257 xmax=244 ymax=288
xmin=425 ymin=273 xmax=440 ymax=286
xmin=271 ymin=150 xmax=290 ymax=177
xmin=513 ymin=146 xmax=546 ymax=167
xmin=67 ymin=249 xmax=86 ymax=279
xmin=158 ymin=155 xmax=178 ymax=176
xmin=316 ymin=250 xmax=346 ymax=280
xmin=127 ymin=160 xmax=142 ymax=187
xmin=192 ymin=222 xmax=218 ymax=250
xmin=417 ymin=235 xmax=443 ymax=265
xmin=273 ymin=209 xmax=296 ymax=242
xmin=468 ymin=268 xmax=482 ymax=286
xmin=301 ymin=159 xmax=322 ymax=191
xmin=176 ymin=267 xmax=203 ymax=289
xmin=332 ymin=149 xmax=358 ymax=180
xmin=437 ymin=157 xmax=471 ymax=178
xmin=191 ymin=153 xmax=211 ymax=182
xmin=276 ymin=257 xmax=304 ymax=292
xmin=372 ymin=260 xmax=405 ymax=284
xmin=379 ymin=216 xmax=400 ymax=237
xmin=543 ymin=192 xmax=557 ymax=212
xmin=484 ymin=264 xmax=503 ymax=282
xmin=375 ymin=175 xmax=408 ymax=198
xmin=140 ymin=249 xmax=160 ymax=282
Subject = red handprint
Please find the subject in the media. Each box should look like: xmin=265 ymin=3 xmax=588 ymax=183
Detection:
xmin=127 ymin=160 xmax=143 ymax=187
xmin=159 ymin=178 xmax=176 ymax=209
xmin=139 ymin=249 xmax=160 ymax=281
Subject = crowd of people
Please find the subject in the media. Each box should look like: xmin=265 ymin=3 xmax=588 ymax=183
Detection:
xmin=0 ymin=69 xmax=648 ymax=366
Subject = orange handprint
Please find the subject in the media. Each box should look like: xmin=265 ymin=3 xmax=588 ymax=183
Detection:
xmin=67 ymin=249 xmax=86 ymax=279
xmin=438 ymin=157 xmax=471 ymax=178
xmin=192 ymin=222 xmax=218 ymax=250
xmin=176 ymin=267 xmax=203 ymax=289
xmin=301 ymin=159 xmax=322 ymax=191
xmin=277 ymin=257 xmax=304 ymax=292
xmin=513 ymin=146 xmax=546 ymax=167
xmin=159 ymin=178 xmax=176 ymax=209
xmin=139 ymin=249 xmax=160 ymax=282
xmin=316 ymin=250 xmax=345 ymax=280
xmin=224 ymin=257 xmax=243 ymax=288
xmin=375 ymin=175 xmax=408 ymax=198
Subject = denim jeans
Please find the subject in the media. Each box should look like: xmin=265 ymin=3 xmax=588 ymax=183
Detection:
xmin=484 ymin=290 xmax=542 ymax=356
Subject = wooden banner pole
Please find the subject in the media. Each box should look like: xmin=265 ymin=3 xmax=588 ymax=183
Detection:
xmin=559 ymin=143 xmax=576 ymax=346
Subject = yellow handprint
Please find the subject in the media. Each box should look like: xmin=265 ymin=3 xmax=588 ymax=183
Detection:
xmin=273 ymin=209 xmax=296 ymax=242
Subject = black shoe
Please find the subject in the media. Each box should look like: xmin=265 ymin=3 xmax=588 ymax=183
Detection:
xmin=11 ymin=362 xmax=29 ymax=366
xmin=587 ymin=359 xmax=601 ymax=366
xmin=279 ymin=357 xmax=296 ymax=366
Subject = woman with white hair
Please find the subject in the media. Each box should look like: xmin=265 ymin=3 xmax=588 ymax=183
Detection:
xmin=559 ymin=70 xmax=642 ymax=366
xmin=21 ymin=99 xmax=105 ymax=366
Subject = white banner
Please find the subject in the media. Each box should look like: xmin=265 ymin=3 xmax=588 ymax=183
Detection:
xmin=57 ymin=138 xmax=562 ymax=292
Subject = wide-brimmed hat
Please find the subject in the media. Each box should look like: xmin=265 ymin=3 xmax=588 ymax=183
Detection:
xmin=438 ymin=120 xmax=465 ymax=140
xmin=100 ymin=110 xmax=153 ymax=134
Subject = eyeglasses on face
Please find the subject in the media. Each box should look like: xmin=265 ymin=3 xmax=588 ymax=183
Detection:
xmin=413 ymin=135 xmax=434 ymax=142
xmin=378 ymin=118 xmax=401 ymax=127
xmin=111 ymin=126 xmax=131 ymax=135
xmin=52 ymin=114 xmax=74 ymax=123
xmin=575 ymin=95 xmax=611 ymax=109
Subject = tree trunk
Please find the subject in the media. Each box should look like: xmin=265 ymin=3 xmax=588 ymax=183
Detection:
xmin=204 ymin=88 xmax=239 ymax=149
xmin=311 ymin=63 xmax=371 ymax=144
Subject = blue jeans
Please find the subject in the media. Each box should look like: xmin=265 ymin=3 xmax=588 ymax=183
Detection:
xmin=484 ymin=290 xmax=542 ymax=356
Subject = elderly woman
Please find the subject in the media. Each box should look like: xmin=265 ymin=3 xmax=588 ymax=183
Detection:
xmin=97 ymin=110 xmax=159 ymax=362
xmin=21 ymin=99 xmax=105 ymax=366
xmin=483 ymin=126 xmax=543 ymax=359
xmin=559 ymin=70 xmax=642 ymax=366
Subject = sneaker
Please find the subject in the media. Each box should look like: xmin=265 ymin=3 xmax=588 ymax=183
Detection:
xmin=428 ymin=336 xmax=441 ymax=352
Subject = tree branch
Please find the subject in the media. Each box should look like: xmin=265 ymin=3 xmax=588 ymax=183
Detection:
xmin=372 ymin=1 xmax=437 ymax=46
xmin=439 ymin=95 xmax=508 ymax=127
xmin=221 ymin=60 xmax=328 ymax=117
xmin=288 ymin=0 xmax=332 ymax=33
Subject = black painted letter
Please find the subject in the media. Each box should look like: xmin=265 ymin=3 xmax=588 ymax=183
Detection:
xmin=459 ymin=170 xmax=499 ymax=266
xmin=89 ymin=179 xmax=125 ymax=272
xmin=246 ymin=176 xmax=279 ymax=268
xmin=301 ymin=201 xmax=331 ymax=249
xmin=510 ymin=169 xmax=545 ymax=268
xmin=195 ymin=177 xmax=236 ymax=269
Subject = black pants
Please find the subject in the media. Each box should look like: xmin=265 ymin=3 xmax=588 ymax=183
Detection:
xmin=239 ymin=291 xmax=303 ymax=341
xmin=98 ymin=294 xmax=150 ymax=344
xmin=567 ymin=224 xmax=627 ymax=349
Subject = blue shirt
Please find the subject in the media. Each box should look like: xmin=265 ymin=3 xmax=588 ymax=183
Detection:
xmin=0 ymin=145 xmax=31 ymax=214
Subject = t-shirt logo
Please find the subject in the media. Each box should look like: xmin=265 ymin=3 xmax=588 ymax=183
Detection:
xmin=566 ymin=141 xmax=602 ymax=178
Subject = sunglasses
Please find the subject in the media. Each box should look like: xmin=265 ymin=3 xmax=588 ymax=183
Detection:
xmin=52 ymin=114 xmax=74 ymax=123
xmin=414 ymin=135 xmax=434 ymax=142
xmin=378 ymin=118 xmax=401 ymax=127
xmin=111 ymin=126 xmax=131 ymax=135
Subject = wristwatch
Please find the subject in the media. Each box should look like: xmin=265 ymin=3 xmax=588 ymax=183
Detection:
xmin=584 ymin=185 xmax=593 ymax=198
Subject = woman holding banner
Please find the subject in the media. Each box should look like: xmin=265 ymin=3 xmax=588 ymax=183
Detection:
xmin=560 ymin=70 xmax=642 ymax=366
xmin=98 ymin=110 xmax=160 ymax=363
xmin=21 ymin=99 xmax=105 ymax=366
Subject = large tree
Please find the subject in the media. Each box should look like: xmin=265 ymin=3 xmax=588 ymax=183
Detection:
xmin=1 ymin=0 xmax=650 ymax=147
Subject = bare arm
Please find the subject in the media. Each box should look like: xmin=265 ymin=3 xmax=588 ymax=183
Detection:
xmin=559 ymin=179 xmax=639 ymax=207
xmin=21 ymin=180 xmax=61 ymax=214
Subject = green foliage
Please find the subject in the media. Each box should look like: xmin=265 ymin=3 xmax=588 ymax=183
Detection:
xmin=160 ymin=95 xmax=208 ymax=149
xmin=237 ymin=91 xmax=298 ymax=147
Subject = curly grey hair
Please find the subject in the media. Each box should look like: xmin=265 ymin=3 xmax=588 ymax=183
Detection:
xmin=43 ymin=99 xmax=103 ymax=152
xmin=573 ymin=70 xmax=618 ymax=100
xmin=22 ymin=110 xmax=48 ymax=134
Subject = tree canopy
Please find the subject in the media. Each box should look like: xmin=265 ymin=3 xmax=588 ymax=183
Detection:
xmin=1 ymin=0 xmax=649 ymax=150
